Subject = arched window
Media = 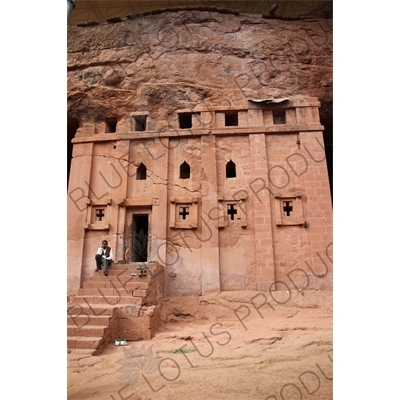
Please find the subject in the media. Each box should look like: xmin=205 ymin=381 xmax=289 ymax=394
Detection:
xmin=136 ymin=163 xmax=147 ymax=180
xmin=180 ymin=161 xmax=190 ymax=179
xmin=226 ymin=160 xmax=236 ymax=178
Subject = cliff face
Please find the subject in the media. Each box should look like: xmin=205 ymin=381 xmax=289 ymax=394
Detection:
xmin=67 ymin=9 xmax=332 ymax=125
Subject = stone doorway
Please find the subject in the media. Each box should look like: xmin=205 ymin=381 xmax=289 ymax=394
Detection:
xmin=132 ymin=215 xmax=148 ymax=261
xmin=125 ymin=209 xmax=150 ymax=262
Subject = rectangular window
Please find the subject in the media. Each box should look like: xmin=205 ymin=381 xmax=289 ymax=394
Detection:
xmin=105 ymin=118 xmax=117 ymax=133
xmin=225 ymin=111 xmax=238 ymax=126
xmin=133 ymin=115 xmax=147 ymax=131
xmin=179 ymin=113 xmax=192 ymax=129
xmin=273 ymin=110 xmax=286 ymax=124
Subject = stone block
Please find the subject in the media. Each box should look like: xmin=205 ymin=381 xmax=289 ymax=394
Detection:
xmin=133 ymin=289 xmax=148 ymax=297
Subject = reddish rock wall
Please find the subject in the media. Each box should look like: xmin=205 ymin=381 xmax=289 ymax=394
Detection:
xmin=67 ymin=9 xmax=332 ymax=124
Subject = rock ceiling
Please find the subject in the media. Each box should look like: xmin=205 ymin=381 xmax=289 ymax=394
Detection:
xmin=68 ymin=1 xmax=332 ymax=25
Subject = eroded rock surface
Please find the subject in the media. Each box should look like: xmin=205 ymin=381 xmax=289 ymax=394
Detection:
xmin=68 ymin=9 xmax=332 ymax=123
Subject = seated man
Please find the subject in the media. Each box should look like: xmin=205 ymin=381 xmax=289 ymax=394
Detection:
xmin=95 ymin=240 xmax=113 ymax=276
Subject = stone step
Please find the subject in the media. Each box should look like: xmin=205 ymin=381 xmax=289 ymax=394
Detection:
xmin=83 ymin=281 xmax=120 ymax=289
xmin=90 ymin=274 xmax=152 ymax=282
xmin=82 ymin=281 xmax=126 ymax=289
xmin=88 ymin=264 xmax=162 ymax=280
xmin=71 ymin=295 xmax=145 ymax=305
xmin=113 ymin=264 xmax=164 ymax=276
xmin=77 ymin=288 xmax=148 ymax=298
xmin=68 ymin=336 xmax=104 ymax=350
xmin=67 ymin=325 xmax=107 ymax=337
xmin=83 ymin=281 xmax=150 ymax=290
xmin=67 ymin=314 xmax=112 ymax=326
xmin=113 ymin=268 xmax=164 ymax=279
xmin=68 ymin=262 xmax=163 ymax=354
xmin=132 ymin=289 xmax=147 ymax=297
xmin=105 ymin=262 xmax=161 ymax=272
xmin=67 ymin=304 xmax=116 ymax=316
xmin=124 ymin=282 xmax=150 ymax=290
xmin=78 ymin=288 xmax=129 ymax=296
xmin=112 ymin=262 xmax=159 ymax=268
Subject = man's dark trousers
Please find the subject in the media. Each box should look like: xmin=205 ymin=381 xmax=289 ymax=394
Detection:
xmin=95 ymin=254 xmax=112 ymax=274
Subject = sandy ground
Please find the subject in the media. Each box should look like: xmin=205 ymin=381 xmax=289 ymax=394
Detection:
xmin=68 ymin=290 xmax=332 ymax=400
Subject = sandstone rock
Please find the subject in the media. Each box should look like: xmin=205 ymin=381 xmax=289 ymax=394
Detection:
xmin=67 ymin=9 xmax=332 ymax=123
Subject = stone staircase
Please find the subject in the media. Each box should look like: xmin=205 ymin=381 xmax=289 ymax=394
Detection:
xmin=67 ymin=262 xmax=164 ymax=354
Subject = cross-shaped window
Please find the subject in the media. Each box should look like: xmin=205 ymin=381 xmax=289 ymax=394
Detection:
xmin=179 ymin=207 xmax=189 ymax=220
xmin=283 ymin=201 xmax=293 ymax=216
xmin=95 ymin=209 xmax=105 ymax=221
xmin=227 ymin=204 xmax=237 ymax=220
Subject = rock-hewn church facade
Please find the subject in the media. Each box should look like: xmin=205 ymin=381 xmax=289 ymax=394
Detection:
xmin=67 ymin=8 xmax=333 ymax=297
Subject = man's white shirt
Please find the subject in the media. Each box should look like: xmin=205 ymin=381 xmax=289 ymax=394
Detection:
xmin=96 ymin=247 xmax=113 ymax=260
